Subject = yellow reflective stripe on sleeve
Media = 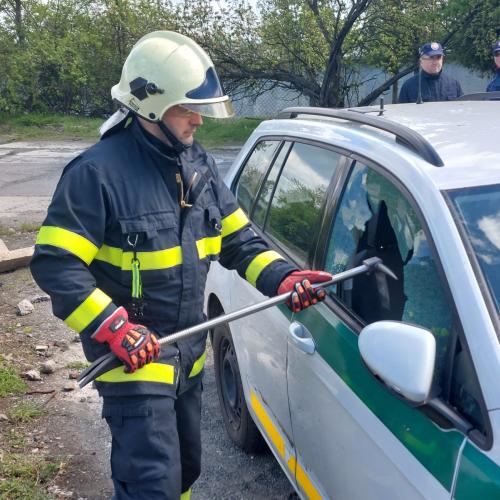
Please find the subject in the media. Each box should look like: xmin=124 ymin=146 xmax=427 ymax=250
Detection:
xmin=189 ymin=351 xmax=207 ymax=378
xmin=95 ymin=245 xmax=183 ymax=270
xmin=96 ymin=363 xmax=175 ymax=383
xmin=250 ymin=390 xmax=285 ymax=457
xmin=180 ymin=489 xmax=191 ymax=500
xmin=36 ymin=226 xmax=98 ymax=265
xmin=221 ymin=208 xmax=249 ymax=238
xmin=245 ymin=250 xmax=283 ymax=287
xmin=64 ymin=288 xmax=112 ymax=333
xmin=196 ymin=236 xmax=221 ymax=259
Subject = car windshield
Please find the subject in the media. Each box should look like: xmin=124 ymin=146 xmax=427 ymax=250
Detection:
xmin=448 ymin=184 xmax=500 ymax=316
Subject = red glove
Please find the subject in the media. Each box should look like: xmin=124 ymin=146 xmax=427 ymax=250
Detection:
xmin=278 ymin=270 xmax=332 ymax=313
xmin=92 ymin=307 xmax=160 ymax=373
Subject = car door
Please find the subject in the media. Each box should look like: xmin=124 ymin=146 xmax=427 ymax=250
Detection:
xmin=231 ymin=139 xmax=343 ymax=465
xmin=286 ymin=160 xmax=478 ymax=499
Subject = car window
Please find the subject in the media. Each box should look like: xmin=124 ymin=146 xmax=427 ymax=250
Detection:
xmin=235 ymin=140 xmax=279 ymax=215
xmin=447 ymin=184 xmax=500 ymax=316
xmin=265 ymin=142 xmax=342 ymax=266
xmin=324 ymin=162 xmax=488 ymax=438
xmin=325 ymin=163 xmax=453 ymax=376
xmin=253 ymin=142 xmax=291 ymax=228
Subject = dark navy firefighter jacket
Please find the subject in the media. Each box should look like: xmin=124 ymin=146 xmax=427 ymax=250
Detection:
xmin=487 ymin=69 xmax=500 ymax=92
xmin=398 ymin=70 xmax=463 ymax=103
xmin=30 ymin=118 xmax=295 ymax=397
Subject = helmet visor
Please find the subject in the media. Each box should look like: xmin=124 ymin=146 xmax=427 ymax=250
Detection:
xmin=181 ymin=100 xmax=234 ymax=119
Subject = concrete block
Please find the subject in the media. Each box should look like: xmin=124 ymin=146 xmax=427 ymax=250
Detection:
xmin=0 ymin=238 xmax=34 ymax=272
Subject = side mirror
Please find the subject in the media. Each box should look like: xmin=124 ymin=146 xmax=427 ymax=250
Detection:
xmin=358 ymin=321 xmax=436 ymax=404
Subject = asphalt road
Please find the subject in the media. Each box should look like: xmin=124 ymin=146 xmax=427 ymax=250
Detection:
xmin=0 ymin=140 xmax=295 ymax=499
xmin=0 ymin=140 xmax=239 ymax=227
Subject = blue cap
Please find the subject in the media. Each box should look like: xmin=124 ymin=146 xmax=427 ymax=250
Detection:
xmin=493 ymin=40 xmax=500 ymax=55
xmin=420 ymin=42 xmax=444 ymax=57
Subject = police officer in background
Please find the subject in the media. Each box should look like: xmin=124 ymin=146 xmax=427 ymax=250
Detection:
xmin=486 ymin=40 xmax=500 ymax=92
xmin=399 ymin=42 xmax=463 ymax=103
xmin=30 ymin=31 xmax=332 ymax=500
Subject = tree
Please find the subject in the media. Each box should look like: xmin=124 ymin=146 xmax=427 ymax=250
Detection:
xmin=190 ymin=0 xmax=375 ymax=107
xmin=187 ymin=0 xmax=495 ymax=108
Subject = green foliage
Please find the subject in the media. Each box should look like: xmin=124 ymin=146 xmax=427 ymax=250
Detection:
xmin=0 ymin=359 xmax=27 ymax=397
xmin=0 ymin=0 xmax=177 ymax=115
xmin=7 ymin=403 xmax=45 ymax=423
xmin=0 ymin=453 xmax=60 ymax=500
xmin=0 ymin=0 xmax=497 ymax=114
xmin=445 ymin=0 xmax=500 ymax=74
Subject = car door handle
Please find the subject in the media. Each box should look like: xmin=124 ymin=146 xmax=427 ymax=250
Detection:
xmin=288 ymin=321 xmax=316 ymax=354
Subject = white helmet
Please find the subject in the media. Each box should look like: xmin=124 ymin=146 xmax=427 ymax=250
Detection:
xmin=111 ymin=31 xmax=233 ymax=121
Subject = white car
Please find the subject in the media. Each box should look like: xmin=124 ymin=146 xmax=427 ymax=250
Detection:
xmin=204 ymin=101 xmax=500 ymax=499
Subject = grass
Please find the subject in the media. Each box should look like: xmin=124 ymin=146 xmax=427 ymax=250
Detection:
xmin=19 ymin=223 xmax=40 ymax=233
xmin=0 ymin=113 xmax=264 ymax=147
xmin=0 ymin=222 xmax=39 ymax=236
xmin=4 ymin=429 xmax=27 ymax=449
xmin=0 ymin=358 xmax=27 ymax=397
xmin=195 ymin=116 xmax=263 ymax=147
xmin=7 ymin=403 xmax=45 ymax=423
xmin=0 ymin=453 xmax=61 ymax=500
xmin=0 ymin=223 xmax=13 ymax=237
xmin=0 ymin=113 xmax=102 ymax=141
xmin=65 ymin=360 xmax=90 ymax=370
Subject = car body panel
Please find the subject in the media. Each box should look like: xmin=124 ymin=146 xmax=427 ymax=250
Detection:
xmin=229 ymin=275 xmax=294 ymax=437
xmin=454 ymin=411 xmax=500 ymax=499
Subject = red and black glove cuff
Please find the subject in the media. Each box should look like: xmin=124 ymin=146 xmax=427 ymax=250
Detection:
xmin=92 ymin=306 xmax=132 ymax=344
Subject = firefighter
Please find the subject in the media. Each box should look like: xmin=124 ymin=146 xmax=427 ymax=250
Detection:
xmin=30 ymin=31 xmax=331 ymax=500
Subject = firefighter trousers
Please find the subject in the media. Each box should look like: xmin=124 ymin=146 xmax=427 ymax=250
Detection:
xmin=102 ymin=380 xmax=202 ymax=500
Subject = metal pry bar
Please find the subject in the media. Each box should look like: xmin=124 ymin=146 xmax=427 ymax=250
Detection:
xmin=77 ymin=257 xmax=395 ymax=388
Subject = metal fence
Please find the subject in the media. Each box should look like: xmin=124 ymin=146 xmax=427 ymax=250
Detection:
xmin=231 ymin=63 xmax=492 ymax=117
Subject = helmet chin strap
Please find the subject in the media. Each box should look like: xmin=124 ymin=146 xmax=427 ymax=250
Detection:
xmin=158 ymin=121 xmax=191 ymax=155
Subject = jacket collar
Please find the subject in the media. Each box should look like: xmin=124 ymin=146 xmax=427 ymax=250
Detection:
xmin=421 ymin=69 xmax=442 ymax=80
xmin=130 ymin=117 xmax=179 ymax=163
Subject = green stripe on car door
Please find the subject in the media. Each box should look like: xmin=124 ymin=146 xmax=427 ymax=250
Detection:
xmin=297 ymin=304 xmax=464 ymax=491
xmin=454 ymin=442 xmax=500 ymax=499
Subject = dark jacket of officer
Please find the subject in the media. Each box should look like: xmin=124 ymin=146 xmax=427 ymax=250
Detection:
xmin=30 ymin=118 xmax=295 ymax=397
xmin=487 ymin=69 xmax=500 ymax=92
xmin=399 ymin=70 xmax=463 ymax=103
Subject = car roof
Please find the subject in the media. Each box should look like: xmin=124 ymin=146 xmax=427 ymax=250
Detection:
xmin=262 ymin=101 xmax=500 ymax=191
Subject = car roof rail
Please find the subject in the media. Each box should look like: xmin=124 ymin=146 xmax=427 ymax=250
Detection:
xmin=278 ymin=106 xmax=444 ymax=167
xmin=456 ymin=91 xmax=500 ymax=101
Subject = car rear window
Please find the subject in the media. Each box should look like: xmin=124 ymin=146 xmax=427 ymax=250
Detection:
xmin=448 ymin=184 xmax=500 ymax=316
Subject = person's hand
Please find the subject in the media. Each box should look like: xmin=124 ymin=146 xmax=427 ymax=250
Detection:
xmin=92 ymin=307 xmax=160 ymax=372
xmin=277 ymin=270 xmax=332 ymax=313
